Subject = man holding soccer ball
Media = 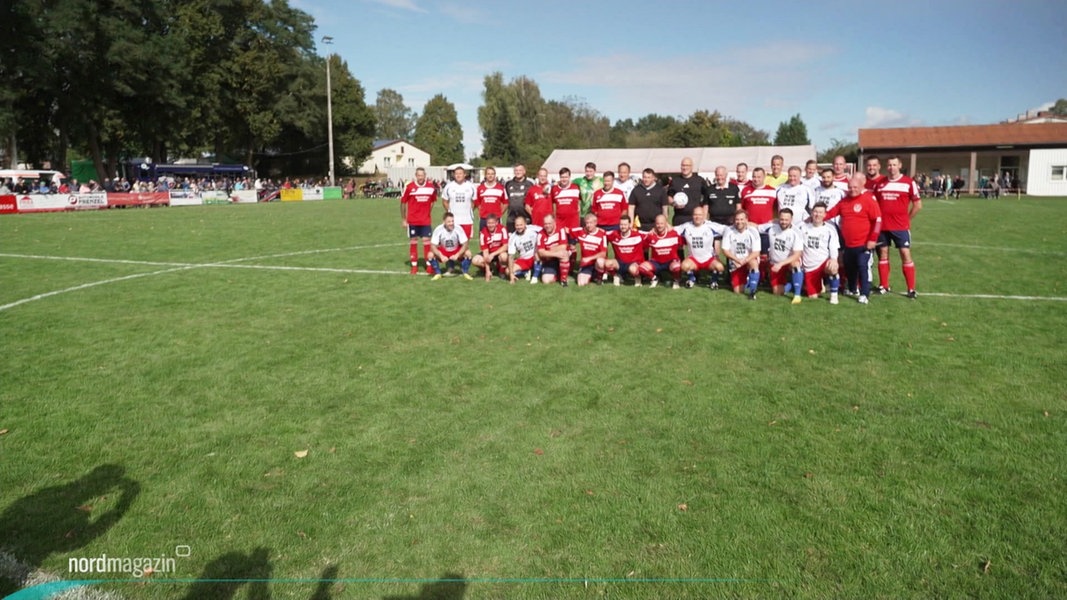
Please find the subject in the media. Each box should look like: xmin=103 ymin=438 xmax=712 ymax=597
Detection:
xmin=668 ymin=157 xmax=706 ymax=226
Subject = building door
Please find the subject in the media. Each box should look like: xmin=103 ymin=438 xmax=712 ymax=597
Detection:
xmin=999 ymin=156 xmax=1021 ymax=190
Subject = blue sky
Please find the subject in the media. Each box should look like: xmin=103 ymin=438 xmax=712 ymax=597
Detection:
xmin=297 ymin=0 xmax=1066 ymax=160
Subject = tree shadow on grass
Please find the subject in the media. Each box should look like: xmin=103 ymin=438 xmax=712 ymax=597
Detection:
xmin=383 ymin=572 xmax=467 ymax=600
xmin=0 ymin=464 xmax=140 ymax=595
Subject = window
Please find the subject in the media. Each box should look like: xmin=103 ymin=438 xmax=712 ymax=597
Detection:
xmin=383 ymin=157 xmax=391 ymax=167
xmin=408 ymin=158 xmax=415 ymax=167
xmin=1052 ymin=166 xmax=1066 ymax=181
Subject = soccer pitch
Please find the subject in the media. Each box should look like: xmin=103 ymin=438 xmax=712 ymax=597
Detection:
xmin=1 ymin=197 xmax=1065 ymax=599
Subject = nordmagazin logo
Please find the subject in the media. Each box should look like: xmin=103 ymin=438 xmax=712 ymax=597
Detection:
xmin=67 ymin=545 xmax=189 ymax=578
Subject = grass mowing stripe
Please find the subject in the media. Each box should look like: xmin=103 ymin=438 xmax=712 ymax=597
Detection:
xmin=0 ymin=266 xmax=199 ymax=312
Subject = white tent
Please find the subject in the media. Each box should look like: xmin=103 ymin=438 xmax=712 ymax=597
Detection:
xmin=541 ymin=145 xmax=817 ymax=177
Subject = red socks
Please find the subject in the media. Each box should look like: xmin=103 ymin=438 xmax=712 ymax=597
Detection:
xmin=878 ymin=259 xmax=890 ymax=288
xmin=902 ymin=262 xmax=916 ymax=291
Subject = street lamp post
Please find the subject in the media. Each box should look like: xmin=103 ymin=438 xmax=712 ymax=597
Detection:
xmin=322 ymin=36 xmax=335 ymax=187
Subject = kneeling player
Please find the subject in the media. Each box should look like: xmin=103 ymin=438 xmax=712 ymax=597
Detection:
xmin=507 ymin=216 xmax=542 ymax=284
xmin=536 ymin=215 xmax=572 ymax=286
xmin=800 ymin=203 xmax=841 ymax=304
xmin=674 ymin=206 xmax=726 ymax=289
xmin=767 ymin=208 xmax=805 ymax=303
xmin=638 ymin=214 xmax=683 ymax=288
xmin=471 ymin=214 xmax=509 ymax=282
xmin=605 ymin=215 xmax=646 ymax=286
xmin=721 ymin=210 xmax=762 ymax=299
xmin=429 ymin=212 xmax=472 ymax=280
xmin=573 ymin=213 xmax=608 ymax=286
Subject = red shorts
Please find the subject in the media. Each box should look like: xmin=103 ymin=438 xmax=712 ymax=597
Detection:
xmin=439 ymin=248 xmax=465 ymax=261
xmin=769 ymin=264 xmax=794 ymax=288
xmin=730 ymin=265 xmax=751 ymax=289
xmin=687 ymin=255 xmax=719 ymax=271
xmin=804 ymin=261 xmax=829 ymax=296
xmin=459 ymin=224 xmax=473 ymax=239
xmin=513 ymin=256 xmax=535 ymax=272
xmin=557 ymin=215 xmax=580 ymax=231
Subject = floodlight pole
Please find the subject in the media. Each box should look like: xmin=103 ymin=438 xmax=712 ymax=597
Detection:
xmin=322 ymin=36 xmax=335 ymax=187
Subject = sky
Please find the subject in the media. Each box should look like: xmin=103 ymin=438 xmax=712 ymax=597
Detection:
xmin=296 ymin=0 xmax=1067 ymax=160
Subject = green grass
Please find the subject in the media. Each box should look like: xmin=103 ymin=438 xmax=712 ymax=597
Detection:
xmin=1 ymin=197 xmax=1065 ymax=599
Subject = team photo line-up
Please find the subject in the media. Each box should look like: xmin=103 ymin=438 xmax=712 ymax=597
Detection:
xmin=399 ymin=153 xmax=921 ymax=303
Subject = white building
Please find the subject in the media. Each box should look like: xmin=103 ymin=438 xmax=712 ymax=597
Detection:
xmin=356 ymin=140 xmax=431 ymax=176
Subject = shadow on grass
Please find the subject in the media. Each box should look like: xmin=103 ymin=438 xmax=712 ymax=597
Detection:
xmin=383 ymin=573 xmax=467 ymax=600
xmin=0 ymin=464 xmax=140 ymax=596
xmin=178 ymin=548 xmax=273 ymax=600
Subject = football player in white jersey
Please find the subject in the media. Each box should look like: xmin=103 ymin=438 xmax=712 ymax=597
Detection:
xmin=776 ymin=166 xmax=815 ymax=224
xmin=442 ymin=166 xmax=476 ymax=238
xmin=673 ymin=206 xmax=726 ymax=289
xmin=507 ymin=215 xmax=542 ymax=284
xmin=429 ymin=212 xmax=473 ymax=281
xmin=801 ymin=160 xmax=821 ymax=189
xmin=721 ymin=210 xmax=762 ymax=300
xmin=767 ymin=208 xmax=805 ymax=303
xmin=799 ymin=202 xmax=841 ymax=304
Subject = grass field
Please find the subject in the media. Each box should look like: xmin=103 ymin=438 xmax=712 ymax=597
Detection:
xmin=1 ymin=197 xmax=1065 ymax=599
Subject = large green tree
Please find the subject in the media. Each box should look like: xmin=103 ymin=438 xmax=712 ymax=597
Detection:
xmin=1051 ymin=98 xmax=1067 ymax=116
xmin=774 ymin=113 xmax=811 ymax=146
xmin=373 ymin=88 xmax=416 ymax=141
xmin=413 ymin=94 xmax=464 ymax=165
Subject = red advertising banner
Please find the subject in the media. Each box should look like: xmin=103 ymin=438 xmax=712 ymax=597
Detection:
xmin=107 ymin=192 xmax=170 ymax=208
xmin=0 ymin=194 xmax=16 ymax=214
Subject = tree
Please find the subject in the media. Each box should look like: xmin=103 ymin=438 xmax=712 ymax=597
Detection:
xmin=414 ymin=94 xmax=464 ymax=165
xmin=774 ymin=114 xmax=811 ymax=146
xmin=1051 ymin=98 xmax=1067 ymax=116
xmin=723 ymin=118 xmax=770 ymax=146
xmin=373 ymin=88 xmax=416 ymax=141
xmin=664 ymin=110 xmax=732 ymax=148
xmin=817 ymin=138 xmax=859 ymax=164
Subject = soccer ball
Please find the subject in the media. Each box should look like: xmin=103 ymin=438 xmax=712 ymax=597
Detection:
xmin=673 ymin=192 xmax=688 ymax=209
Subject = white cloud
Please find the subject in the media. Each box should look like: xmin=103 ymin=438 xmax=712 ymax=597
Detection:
xmin=368 ymin=0 xmax=425 ymax=13
xmin=863 ymin=106 xmax=922 ymax=128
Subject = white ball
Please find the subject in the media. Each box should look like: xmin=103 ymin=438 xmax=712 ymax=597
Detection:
xmin=673 ymin=191 xmax=688 ymax=209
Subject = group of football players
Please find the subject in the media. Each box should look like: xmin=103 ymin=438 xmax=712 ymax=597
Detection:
xmin=399 ymin=153 xmax=921 ymax=303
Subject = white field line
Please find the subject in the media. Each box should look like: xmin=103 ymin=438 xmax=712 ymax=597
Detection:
xmin=3 ymin=249 xmax=1067 ymax=311
xmin=922 ymin=242 xmax=1067 ymax=257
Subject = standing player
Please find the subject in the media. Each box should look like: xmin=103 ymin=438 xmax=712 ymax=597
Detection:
xmin=814 ymin=168 xmax=847 ymax=218
xmin=474 ymin=166 xmax=507 ymax=231
xmin=551 ymin=167 xmax=583 ymax=232
xmin=537 ymin=215 xmax=572 ymax=286
xmin=826 ymin=174 xmax=882 ymax=304
xmin=428 ymin=212 xmax=473 ymax=281
xmin=471 ymin=214 xmax=509 ymax=282
xmin=638 ymin=214 xmax=684 ymax=288
xmin=505 ymin=164 xmax=533 ymax=232
xmin=731 ymin=162 xmax=752 ymax=193
xmin=767 ymin=208 xmax=805 ymax=303
xmin=525 ymin=168 xmax=553 ymax=227
xmin=674 ymin=206 xmax=726 ymax=289
xmin=863 ymin=156 xmax=886 ymax=191
xmin=799 ymin=202 xmax=841 ymax=304
xmin=776 ymin=166 xmax=815 ymax=224
xmin=615 ymin=162 xmax=637 ymax=200
xmin=874 ymin=155 xmax=922 ymax=298
xmin=721 ymin=210 xmax=762 ymax=300
xmin=740 ymin=167 xmax=777 ymax=281
xmin=801 ymin=159 xmax=821 ymax=189
xmin=507 ymin=215 xmax=542 ymax=284
xmin=668 ymin=157 xmax=706 ymax=226
xmin=704 ymin=166 xmax=741 ymax=227
xmin=591 ymin=171 xmax=627 ymax=233
xmin=574 ymin=162 xmax=603 ymax=216
xmin=628 ymin=168 xmax=669 ymax=232
xmin=572 ymin=213 xmax=608 ymax=286
xmin=832 ymin=155 xmax=851 ymax=191
xmin=765 ymin=155 xmax=787 ymax=188
xmin=400 ymin=167 xmax=438 ymax=275
xmin=605 ymin=215 xmax=646 ymax=286
xmin=442 ymin=166 xmax=476 ymax=238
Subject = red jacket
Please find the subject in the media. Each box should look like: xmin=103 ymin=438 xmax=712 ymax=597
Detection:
xmin=826 ymin=191 xmax=881 ymax=247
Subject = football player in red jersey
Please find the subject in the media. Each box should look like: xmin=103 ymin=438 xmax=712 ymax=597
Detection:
xmin=536 ymin=215 xmax=572 ymax=286
xmin=591 ymin=171 xmax=627 ymax=232
xmin=471 ymin=214 xmax=510 ymax=282
xmin=605 ymin=214 xmax=646 ymax=286
xmin=474 ymin=166 xmax=507 ymax=230
xmin=572 ymin=213 xmax=608 ymax=286
xmin=524 ymin=168 xmax=553 ymax=227
xmin=638 ymin=214 xmax=683 ymax=288
xmin=400 ymin=167 xmax=438 ymax=274
xmin=551 ymin=167 xmax=582 ymax=231
xmin=863 ymin=156 xmax=886 ymax=191
xmin=874 ymin=156 xmax=922 ymax=298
